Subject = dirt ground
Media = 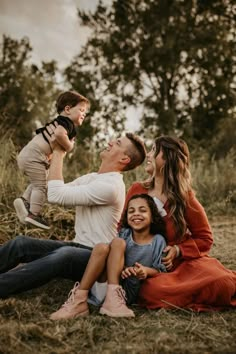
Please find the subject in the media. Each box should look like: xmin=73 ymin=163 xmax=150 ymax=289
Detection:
xmin=0 ymin=217 xmax=235 ymax=354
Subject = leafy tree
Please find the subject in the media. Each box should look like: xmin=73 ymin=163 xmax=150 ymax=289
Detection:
xmin=0 ymin=35 xmax=59 ymax=147
xmin=64 ymin=49 xmax=125 ymax=148
xmin=65 ymin=0 xmax=235 ymax=154
xmin=0 ymin=35 xmax=97 ymax=172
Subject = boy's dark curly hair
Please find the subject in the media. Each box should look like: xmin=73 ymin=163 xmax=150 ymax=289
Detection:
xmin=120 ymin=194 xmax=166 ymax=237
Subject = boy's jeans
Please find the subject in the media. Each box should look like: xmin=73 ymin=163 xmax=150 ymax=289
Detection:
xmin=0 ymin=235 xmax=92 ymax=298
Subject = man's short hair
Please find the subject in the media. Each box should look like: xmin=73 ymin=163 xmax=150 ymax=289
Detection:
xmin=123 ymin=133 xmax=146 ymax=171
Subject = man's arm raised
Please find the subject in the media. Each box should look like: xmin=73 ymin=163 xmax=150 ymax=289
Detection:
xmin=48 ymin=145 xmax=66 ymax=182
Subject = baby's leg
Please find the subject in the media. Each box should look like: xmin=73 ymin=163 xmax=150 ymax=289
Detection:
xmin=14 ymin=185 xmax=31 ymax=223
xmin=22 ymin=184 xmax=33 ymax=203
xmin=24 ymin=161 xmax=48 ymax=215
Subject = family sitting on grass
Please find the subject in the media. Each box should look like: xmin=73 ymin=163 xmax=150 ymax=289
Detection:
xmin=0 ymin=91 xmax=235 ymax=319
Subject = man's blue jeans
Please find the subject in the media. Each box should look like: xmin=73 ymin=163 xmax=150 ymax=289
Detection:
xmin=0 ymin=235 xmax=92 ymax=298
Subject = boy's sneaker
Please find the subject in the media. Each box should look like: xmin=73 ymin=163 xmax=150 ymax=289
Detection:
xmin=25 ymin=213 xmax=50 ymax=230
xmin=14 ymin=197 xmax=30 ymax=224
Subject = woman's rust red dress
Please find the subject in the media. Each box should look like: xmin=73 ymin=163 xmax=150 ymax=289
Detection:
xmin=125 ymin=183 xmax=236 ymax=311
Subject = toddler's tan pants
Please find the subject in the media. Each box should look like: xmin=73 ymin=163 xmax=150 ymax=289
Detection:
xmin=17 ymin=140 xmax=50 ymax=215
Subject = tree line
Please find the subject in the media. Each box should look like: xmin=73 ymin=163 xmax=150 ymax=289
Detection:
xmin=0 ymin=0 xmax=235 ymax=160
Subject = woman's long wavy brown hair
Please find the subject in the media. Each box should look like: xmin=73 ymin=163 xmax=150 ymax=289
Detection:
xmin=143 ymin=136 xmax=192 ymax=240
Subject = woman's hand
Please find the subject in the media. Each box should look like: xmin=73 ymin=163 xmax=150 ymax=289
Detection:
xmin=162 ymin=245 xmax=178 ymax=271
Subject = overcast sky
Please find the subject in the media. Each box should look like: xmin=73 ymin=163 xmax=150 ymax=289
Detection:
xmin=0 ymin=0 xmax=101 ymax=68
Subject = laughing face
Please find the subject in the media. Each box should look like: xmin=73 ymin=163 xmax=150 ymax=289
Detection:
xmin=100 ymin=136 xmax=131 ymax=165
xmin=66 ymin=102 xmax=88 ymax=126
xmin=127 ymin=197 xmax=152 ymax=233
xmin=145 ymin=144 xmax=165 ymax=175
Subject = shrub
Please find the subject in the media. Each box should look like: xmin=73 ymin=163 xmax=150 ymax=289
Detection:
xmin=191 ymin=149 xmax=236 ymax=215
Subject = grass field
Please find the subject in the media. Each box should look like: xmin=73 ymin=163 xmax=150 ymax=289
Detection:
xmin=0 ymin=215 xmax=235 ymax=354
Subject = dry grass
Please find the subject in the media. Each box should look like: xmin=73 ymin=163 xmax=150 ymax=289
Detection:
xmin=0 ymin=204 xmax=75 ymax=244
xmin=0 ymin=216 xmax=235 ymax=354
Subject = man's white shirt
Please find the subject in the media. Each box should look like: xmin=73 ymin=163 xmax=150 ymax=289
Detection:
xmin=48 ymin=172 xmax=125 ymax=247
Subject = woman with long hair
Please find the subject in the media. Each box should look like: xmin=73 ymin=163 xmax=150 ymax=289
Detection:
xmin=124 ymin=136 xmax=236 ymax=311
